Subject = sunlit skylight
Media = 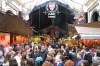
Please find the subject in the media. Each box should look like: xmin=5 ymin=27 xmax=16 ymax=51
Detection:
xmin=21 ymin=0 xmax=87 ymax=10
xmin=20 ymin=0 xmax=87 ymax=20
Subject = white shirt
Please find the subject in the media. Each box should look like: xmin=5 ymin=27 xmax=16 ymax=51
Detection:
xmin=3 ymin=62 xmax=9 ymax=66
xmin=55 ymin=55 xmax=61 ymax=65
xmin=14 ymin=55 xmax=21 ymax=66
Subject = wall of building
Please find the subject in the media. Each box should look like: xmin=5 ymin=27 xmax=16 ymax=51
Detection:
xmin=85 ymin=0 xmax=100 ymax=23
xmin=0 ymin=0 xmax=2 ymax=9
xmin=1 ymin=0 xmax=23 ymax=15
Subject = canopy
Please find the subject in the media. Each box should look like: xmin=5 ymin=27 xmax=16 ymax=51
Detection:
xmin=75 ymin=26 xmax=100 ymax=39
xmin=75 ymin=26 xmax=100 ymax=35
xmin=80 ymin=34 xmax=100 ymax=39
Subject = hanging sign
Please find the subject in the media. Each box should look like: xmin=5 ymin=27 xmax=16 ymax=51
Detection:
xmin=46 ymin=1 xmax=58 ymax=18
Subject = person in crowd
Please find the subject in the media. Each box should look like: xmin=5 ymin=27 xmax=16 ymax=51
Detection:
xmin=13 ymin=44 xmax=21 ymax=52
xmin=81 ymin=46 xmax=86 ymax=54
xmin=70 ymin=48 xmax=77 ymax=63
xmin=58 ymin=56 xmax=65 ymax=66
xmin=65 ymin=44 xmax=69 ymax=49
xmin=37 ymin=43 xmax=41 ymax=51
xmin=60 ymin=43 xmax=66 ymax=50
xmin=64 ymin=60 xmax=75 ymax=66
xmin=21 ymin=53 xmax=28 ymax=66
xmin=4 ymin=45 xmax=9 ymax=56
xmin=55 ymin=49 xmax=63 ymax=65
xmin=78 ymin=43 xmax=84 ymax=49
xmin=51 ymin=42 xmax=56 ymax=49
xmin=2 ymin=53 xmax=11 ymax=66
xmin=7 ymin=46 xmax=15 ymax=57
xmin=58 ymin=42 xmax=62 ymax=49
xmin=55 ymin=42 xmax=61 ymax=49
xmin=42 ymin=61 xmax=53 ymax=66
xmin=10 ymin=51 xmax=15 ymax=58
xmin=25 ymin=45 xmax=31 ymax=55
xmin=31 ymin=42 xmax=35 ymax=49
xmin=12 ymin=44 xmax=17 ymax=52
xmin=9 ymin=58 xmax=18 ymax=66
xmin=30 ymin=47 xmax=39 ymax=59
xmin=20 ymin=42 xmax=25 ymax=50
xmin=0 ymin=44 xmax=4 ymax=53
xmin=61 ymin=45 xmax=65 ymax=52
xmin=92 ymin=62 xmax=100 ymax=66
xmin=90 ymin=48 xmax=96 ymax=57
xmin=14 ymin=50 xmax=21 ymax=66
xmin=63 ymin=48 xmax=73 ymax=61
xmin=35 ymin=52 xmax=43 ymax=66
xmin=8 ymin=46 xmax=13 ymax=52
xmin=92 ymin=49 xmax=100 ymax=65
xmin=76 ymin=51 xmax=84 ymax=66
xmin=27 ymin=58 xmax=35 ymax=66
xmin=84 ymin=47 xmax=92 ymax=65
xmin=16 ymin=44 xmax=21 ymax=49
xmin=80 ymin=60 xmax=90 ymax=66
xmin=46 ymin=54 xmax=53 ymax=62
xmin=39 ymin=45 xmax=48 ymax=62
xmin=48 ymin=48 xmax=56 ymax=57
xmin=46 ymin=53 xmax=56 ymax=66
xmin=48 ymin=45 xmax=53 ymax=52
xmin=0 ymin=50 xmax=4 ymax=66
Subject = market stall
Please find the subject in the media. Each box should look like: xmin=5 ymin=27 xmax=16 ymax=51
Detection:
xmin=11 ymin=34 xmax=28 ymax=44
xmin=75 ymin=26 xmax=100 ymax=46
xmin=0 ymin=33 xmax=10 ymax=46
xmin=0 ymin=12 xmax=33 ymax=45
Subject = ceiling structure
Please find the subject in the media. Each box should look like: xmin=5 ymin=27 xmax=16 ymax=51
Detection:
xmin=18 ymin=0 xmax=87 ymax=37
xmin=20 ymin=0 xmax=87 ymax=20
xmin=28 ymin=0 xmax=75 ymax=36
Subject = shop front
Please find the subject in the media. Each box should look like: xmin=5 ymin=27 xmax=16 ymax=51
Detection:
xmin=75 ymin=26 xmax=100 ymax=47
xmin=0 ymin=12 xmax=33 ymax=45
xmin=10 ymin=34 xmax=29 ymax=44
xmin=0 ymin=32 xmax=10 ymax=46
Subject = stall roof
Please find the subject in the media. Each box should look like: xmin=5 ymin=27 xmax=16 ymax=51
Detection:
xmin=40 ymin=25 xmax=67 ymax=34
xmin=80 ymin=34 xmax=100 ymax=39
xmin=76 ymin=21 xmax=100 ymax=28
xmin=68 ymin=22 xmax=100 ymax=35
xmin=0 ymin=12 xmax=33 ymax=35
xmin=68 ymin=24 xmax=77 ymax=34
xmin=75 ymin=26 xmax=100 ymax=35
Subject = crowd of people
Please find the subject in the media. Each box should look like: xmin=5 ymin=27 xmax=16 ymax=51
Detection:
xmin=0 ymin=41 xmax=100 ymax=66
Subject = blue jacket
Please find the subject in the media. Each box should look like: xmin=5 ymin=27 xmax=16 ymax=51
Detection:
xmin=0 ymin=56 xmax=4 ymax=66
xmin=58 ymin=62 xmax=64 ymax=66
xmin=84 ymin=52 xmax=92 ymax=64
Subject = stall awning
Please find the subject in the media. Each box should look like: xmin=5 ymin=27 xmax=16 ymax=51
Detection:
xmin=75 ymin=26 xmax=100 ymax=39
xmin=72 ymin=34 xmax=100 ymax=39
xmin=80 ymin=34 xmax=100 ymax=39
xmin=75 ymin=26 xmax=100 ymax=35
